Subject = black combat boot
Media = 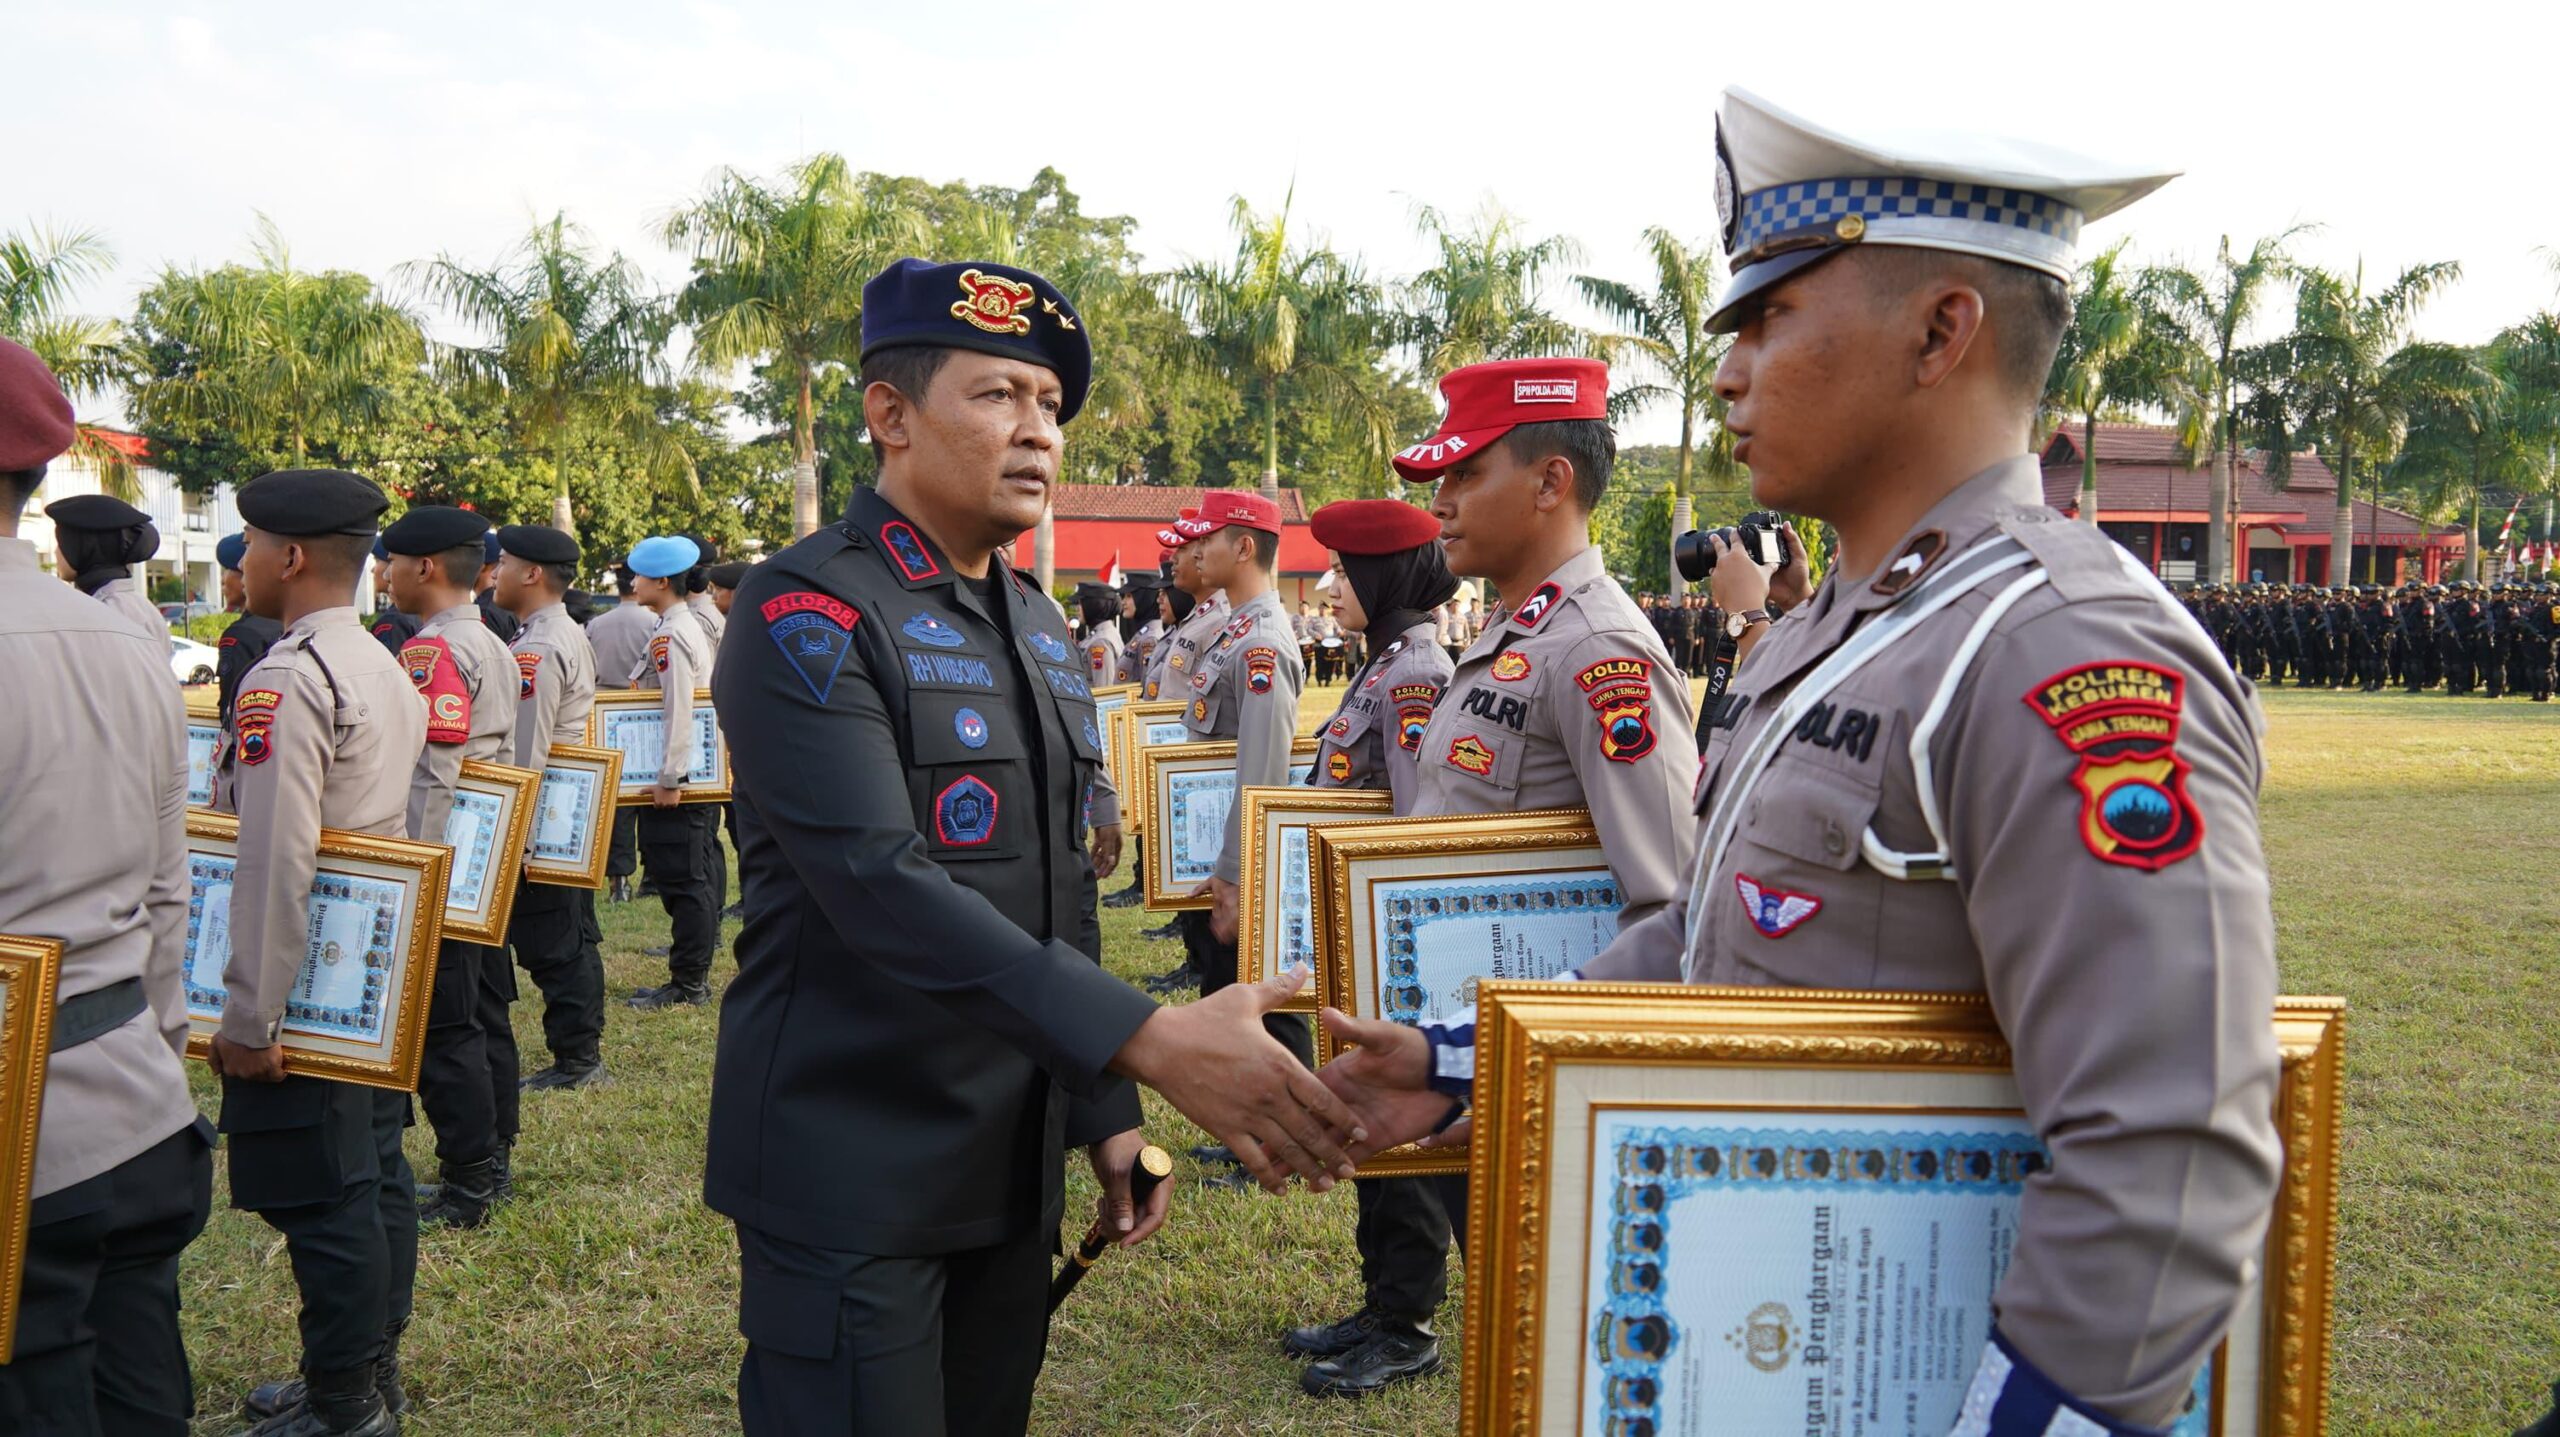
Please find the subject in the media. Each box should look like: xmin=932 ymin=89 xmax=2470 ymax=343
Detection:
xmin=235 ymin=1362 xmax=395 ymax=1436
xmin=243 ymin=1319 xmax=411 ymax=1422
xmin=521 ymin=1058 xmax=607 ymax=1091
xmin=1282 ymin=1307 xmax=1382 ymax=1360
xmin=1299 ymin=1319 xmax=1441 ymax=1397
xmin=2517 ymin=1381 xmax=2560 ymax=1437
xmin=416 ymin=1156 xmax=498 ymax=1230
xmin=625 ymin=981 xmax=709 ymax=1010
xmin=608 ymin=876 xmax=631 ymax=903
xmin=1102 ymin=885 xmax=1144 ymax=908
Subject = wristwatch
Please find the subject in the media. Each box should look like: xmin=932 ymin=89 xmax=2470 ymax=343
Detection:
xmin=1725 ymin=608 xmax=1772 ymax=638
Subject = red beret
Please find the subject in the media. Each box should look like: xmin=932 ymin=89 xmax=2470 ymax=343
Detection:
xmin=0 ymin=338 xmax=77 ymax=472
xmin=1310 ymin=499 xmax=1441 ymax=556
xmin=1391 ymin=357 xmax=1610 ymax=480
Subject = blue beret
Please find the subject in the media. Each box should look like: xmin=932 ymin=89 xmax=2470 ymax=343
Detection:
xmin=626 ymin=535 xmax=700 ymax=579
xmin=372 ymin=537 xmax=388 ymax=561
xmin=483 ymin=530 xmax=503 ymax=566
xmin=860 ymin=259 xmax=1090 ymax=423
xmin=216 ymin=532 xmax=248 ymax=570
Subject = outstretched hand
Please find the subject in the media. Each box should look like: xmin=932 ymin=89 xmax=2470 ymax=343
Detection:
xmin=1315 ymin=1008 xmax=1463 ymax=1161
xmin=1112 ymin=970 xmax=1367 ymax=1194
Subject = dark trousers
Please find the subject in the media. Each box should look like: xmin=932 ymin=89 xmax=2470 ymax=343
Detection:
xmin=606 ymin=807 xmax=639 ymax=880
xmin=481 ymin=932 xmax=521 ymax=1146
xmin=1354 ymin=1172 xmax=1471 ymax=1326
xmin=418 ymin=938 xmax=500 ymax=1167
xmin=510 ymin=880 xmax=604 ymax=1070
xmin=1185 ymin=909 xmax=1313 ymax=1068
xmin=640 ymin=804 xmax=719 ymax=986
xmin=221 ymin=1079 xmax=416 ymax=1373
xmin=0 ymin=1121 xmax=211 ymax=1437
xmin=735 ymin=1222 xmax=1051 ymax=1437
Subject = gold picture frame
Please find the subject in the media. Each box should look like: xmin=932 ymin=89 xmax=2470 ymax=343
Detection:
xmin=1457 ymin=983 xmax=2346 ymax=1437
xmin=1309 ymin=807 xmax=1621 ymax=1176
xmin=181 ymin=812 xmax=451 ymax=1091
xmin=440 ymin=760 xmax=540 ymax=944
xmin=522 ymin=743 xmax=625 ymax=890
xmin=0 ymin=934 xmax=63 ymax=1367
xmin=1137 ymin=738 xmax=1320 ymax=911
xmin=588 ymin=688 xmax=731 ymax=805
xmin=1089 ymin=683 xmax=1138 ymax=790
xmin=183 ymin=688 xmax=221 ymax=810
xmin=1116 ymin=700 xmax=1192 ymax=838
xmin=1234 ymin=785 xmax=1392 ymax=1012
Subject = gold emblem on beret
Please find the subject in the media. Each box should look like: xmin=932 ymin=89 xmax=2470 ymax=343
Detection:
xmin=1041 ymin=297 xmax=1078 ymax=332
xmin=1834 ymin=214 xmax=1867 ymax=243
xmin=952 ymin=269 xmax=1035 ymax=336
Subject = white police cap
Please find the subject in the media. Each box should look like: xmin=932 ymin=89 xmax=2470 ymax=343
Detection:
xmin=1708 ymin=87 xmax=2179 ymax=332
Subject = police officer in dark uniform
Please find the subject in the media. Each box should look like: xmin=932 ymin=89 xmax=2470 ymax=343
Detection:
xmin=364 ymin=539 xmax=419 ymax=655
xmin=708 ymin=258 xmax=1368 ymax=1436
xmin=217 ymin=531 xmax=284 ymax=723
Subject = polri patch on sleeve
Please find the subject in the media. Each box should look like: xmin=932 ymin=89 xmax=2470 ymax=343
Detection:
xmin=403 ymin=637 xmax=473 ymax=745
xmin=516 ymin=651 xmax=542 ymax=700
xmin=649 ymin=634 xmax=672 ymax=674
xmin=237 ymin=712 xmax=274 ymax=765
xmin=933 ymin=774 xmax=998 ymax=846
xmin=1577 ymin=657 xmax=1658 ymax=764
xmin=763 ymin=590 xmax=861 ymax=703
xmin=2020 ymin=661 xmax=2203 ymax=871
xmin=1245 ymin=646 xmax=1278 ymax=694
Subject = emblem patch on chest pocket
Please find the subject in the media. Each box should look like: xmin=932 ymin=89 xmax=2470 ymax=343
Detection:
xmin=934 ymin=775 xmax=999 ymax=846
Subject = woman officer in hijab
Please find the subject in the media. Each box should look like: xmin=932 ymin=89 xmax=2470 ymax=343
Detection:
xmin=46 ymin=494 xmax=166 ymax=638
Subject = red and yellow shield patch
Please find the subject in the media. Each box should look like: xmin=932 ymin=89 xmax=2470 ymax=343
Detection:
xmin=2022 ymin=662 xmax=2202 ymax=870
xmin=1447 ymin=734 xmax=1496 ymax=776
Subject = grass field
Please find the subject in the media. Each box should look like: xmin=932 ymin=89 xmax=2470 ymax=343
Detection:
xmin=173 ymin=684 xmax=2560 ymax=1435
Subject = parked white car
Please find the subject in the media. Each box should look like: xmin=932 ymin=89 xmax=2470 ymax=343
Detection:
xmin=170 ymin=635 xmax=218 ymax=686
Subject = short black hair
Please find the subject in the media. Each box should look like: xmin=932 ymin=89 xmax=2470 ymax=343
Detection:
xmin=533 ymin=560 xmax=576 ymax=595
xmin=861 ymin=346 xmax=956 ymax=460
xmin=302 ymin=532 xmax=376 ymax=588
xmin=1498 ymin=420 xmax=1616 ymax=511
xmin=0 ymin=465 xmax=42 ymax=520
xmin=1245 ymin=528 xmax=1279 ymax=570
xmin=614 ymin=566 xmax=637 ymax=597
xmin=433 ymin=541 xmax=482 ymax=589
xmin=1858 ymin=248 xmax=2069 ymax=411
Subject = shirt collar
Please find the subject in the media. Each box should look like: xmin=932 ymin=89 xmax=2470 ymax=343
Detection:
xmin=1843 ymin=455 xmax=2045 ymax=616
xmin=0 ymin=538 xmax=34 ymax=574
xmin=285 ymin=606 xmax=360 ymax=639
xmin=1472 ymin=544 xmax=1605 ymax=656
xmin=429 ymin=601 xmax=481 ymax=627
xmin=847 ymin=486 xmax=957 ymax=592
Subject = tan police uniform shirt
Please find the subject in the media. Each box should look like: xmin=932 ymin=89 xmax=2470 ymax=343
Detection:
xmin=1180 ymin=588 xmax=1303 ymax=884
xmin=95 ymin=573 xmax=168 ymax=640
xmin=1579 ymin=457 xmax=2282 ymax=1426
xmin=1082 ymin=624 xmax=1123 ymax=691
xmin=1143 ymin=593 xmax=1228 ymax=702
xmin=686 ymin=592 xmax=726 ymax=672
xmin=218 ymin=606 xmax=427 ymax=1048
xmin=1310 ymin=620 xmax=1451 ymax=813
xmin=402 ymin=602 xmax=518 ymax=844
xmin=631 ymin=601 xmax=710 ymax=789
xmin=509 ymin=600 xmax=596 ymax=775
xmin=585 ymin=600 xmax=653 ymax=692
xmin=1408 ymin=545 xmax=1699 ymax=926
xmin=0 ymin=539 xmax=198 ymax=1197
xmin=1118 ymin=617 xmax=1161 ymax=686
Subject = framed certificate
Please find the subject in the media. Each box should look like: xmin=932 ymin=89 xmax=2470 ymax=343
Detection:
xmin=440 ymin=760 xmax=539 ymax=943
xmin=1117 ymin=700 xmax=1191 ymax=838
xmin=1138 ymin=739 xmax=1320 ymax=910
xmin=1458 ymin=984 xmax=2346 ymax=1437
xmin=589 ymin=688 xmax=730 ymax=804
xmin=523 ymin=743 xmax=625 ymax=889
xmin=0 ymin=934 xmax=63 ymax=1367
xmin=1090 ymin=683 xmax=1137 ymax=788
xmin=184 ymin=688 xmax=220 ymax=809
xmin=1235 ymin=786 xmax=1392 ymax=1012
xmin=180 ymin=812 xmax=451 ymax=1090
xmin=1311 ymin=808 xmax=1623 ymax=1175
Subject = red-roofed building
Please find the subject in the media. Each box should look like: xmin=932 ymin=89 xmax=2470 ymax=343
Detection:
xmin=2040 ymin=424 xmax=2466 ymax=584
xmin=1014 ymin=483 xmax=1336 ymax=603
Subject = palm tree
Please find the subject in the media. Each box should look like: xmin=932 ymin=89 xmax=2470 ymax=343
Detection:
xmin=1167 ymin=188 xmax=1401 ymax=492
xmin=1574 ymin=229 xmax=1732 ymax=581
xmin=1402 ymin=202 xmax=1584 ymax=372
xmin=130 ymin=217 xmax=422 ymax=469
xmin=663 ymin=154 xmax=926 ymax=537
xmin=2255 ymin=260 xmax=2467 ymax=584
xmin=2044 ymin=241 xmax=2181 ymax=528
xmin=1 ymin=224 xmax=124 ymax=398
xmin=2145 ymin=229 xmax=2304 ymax=582
xmin=410 ymin=214 xmax=688 ymax=535
xmin=2388 ymin=344 xmax=2536 ymax=582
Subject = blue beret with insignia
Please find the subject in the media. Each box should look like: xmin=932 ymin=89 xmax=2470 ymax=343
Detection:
xmin=627 ymin=535 xmax=701 ymax=579
xmin=860 ymin=258 xmax=1091 ymax=423
xmin=216 ymin=532 xmax=248 ymax=571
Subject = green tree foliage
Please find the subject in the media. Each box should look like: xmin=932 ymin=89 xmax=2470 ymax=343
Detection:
xmin=2141 ymin=230 xmax=2304 ymax=582
xmin=1576 ymin=228 xmax=1732 ymax=582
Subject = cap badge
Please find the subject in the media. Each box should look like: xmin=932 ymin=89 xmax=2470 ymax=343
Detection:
xmin=952 ymin=268 xmax=1035 ymax=336
xmin=1834 ymin=214 xmax=1868 ymax=243
xmin=1513 ymin=378 xmax=1579 ymax=404
xmin=1712 ymin=121 xmax=1741 ymax=251
xmin=1041 ymin=297 xmax=1078 ymax=332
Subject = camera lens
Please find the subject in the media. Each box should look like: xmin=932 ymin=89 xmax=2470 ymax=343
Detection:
xmin=1672 ymin=529 xmax=1716 ymax=583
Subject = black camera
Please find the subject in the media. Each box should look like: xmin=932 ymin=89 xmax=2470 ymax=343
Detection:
xmin=1673 ymin=512 xmax=1787 ymax=582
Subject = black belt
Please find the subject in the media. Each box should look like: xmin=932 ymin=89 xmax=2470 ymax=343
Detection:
xmin=51 ymin=976 xmax=147 ymax=1053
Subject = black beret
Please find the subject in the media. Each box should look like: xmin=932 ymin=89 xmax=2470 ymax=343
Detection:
xmin=860 ymin=259 xmax=1091 ymax=423
xmin=682 ymin=533 xmax=720 ymax=567
xmin=498 ymin=523 xmax=580 ymax=566
xmin=381 ymin=504 xmax=492 ymax=556
xmin=1122 ymin=569 xmax=1164 ymax=590
xmin=704 ymin=561 xmax=751 ymax=589
xmin=44 ymin=494 xmax=150 ymax=531
xmin=237 ymin=470 xmax=391 ymax=537
xmin=1073 ymin=581 xmax=1118 ymax=601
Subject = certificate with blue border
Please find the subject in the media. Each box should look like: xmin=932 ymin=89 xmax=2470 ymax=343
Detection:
xmin=523 ymin=743 xmax=623 ymax=889
xmin=590 ymin=688 xmax=731 ymax=804
xmin=1139 ymin=739 xmax=1321 ymax=910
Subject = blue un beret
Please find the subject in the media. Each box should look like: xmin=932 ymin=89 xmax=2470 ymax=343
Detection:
xmin=626 ymin=535 xmax=700 ymax=579
xmin=860 ymin=259 xmax=1091 ymax=423
xmin=216 ymin=532 xmax=248 ymax=571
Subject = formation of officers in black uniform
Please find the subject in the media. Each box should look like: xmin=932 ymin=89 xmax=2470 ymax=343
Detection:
xmin=2184 ymin=579 xmax=2560 ymax=699
xmin=1634 ymin=590 xmax=1725 ymax=677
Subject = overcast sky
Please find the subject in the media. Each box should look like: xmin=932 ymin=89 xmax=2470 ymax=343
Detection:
xmin=17 ymin=0 xmax=2559 ymax=447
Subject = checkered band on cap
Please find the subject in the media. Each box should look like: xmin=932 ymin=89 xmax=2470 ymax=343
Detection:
xmin=1737 ymin=177 xmax=2083 ymax=279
